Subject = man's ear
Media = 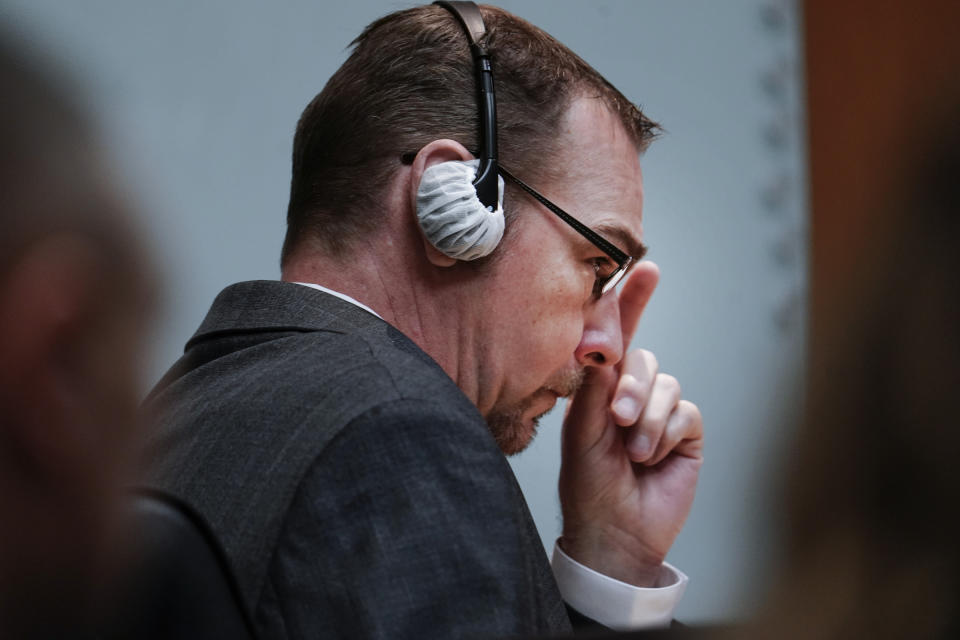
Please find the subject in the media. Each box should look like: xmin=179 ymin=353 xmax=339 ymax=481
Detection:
xmin=407 ymin=139 xmax=475 ymax=267
xmin=0 ymin=236 xmax=105 ymax=480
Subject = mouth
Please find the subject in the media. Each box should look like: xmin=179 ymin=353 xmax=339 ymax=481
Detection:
xmin=542 ymin=389 xmax=561 ymax=410
xmin=484 ymin=368 xmax=587 ymax=454
xmin=543 ymin=367 xmax=586 ymax=399
xmin=527 ymin=368 xmax=585 ymax=419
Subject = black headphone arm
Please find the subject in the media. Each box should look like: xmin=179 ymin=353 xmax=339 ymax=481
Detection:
xmin=434 ymin=1 xmax=500 ymax=209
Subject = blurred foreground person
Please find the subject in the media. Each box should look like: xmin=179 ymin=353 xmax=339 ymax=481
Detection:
xmin=749 ymin=97 xmax=960 ymax=639
xmin=0 ymin=36 xmax=153 ymax=637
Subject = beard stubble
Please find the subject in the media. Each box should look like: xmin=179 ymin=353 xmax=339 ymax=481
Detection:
xmin=485 ymin=367 xmax=585 ymax=455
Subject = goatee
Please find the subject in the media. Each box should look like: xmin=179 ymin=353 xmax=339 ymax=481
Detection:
xmin=486 ymin=367 xmax=585 ymax=455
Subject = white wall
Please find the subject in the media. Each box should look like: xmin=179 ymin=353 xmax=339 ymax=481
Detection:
xmin=1 ymin=0 xmax=807 ymax=623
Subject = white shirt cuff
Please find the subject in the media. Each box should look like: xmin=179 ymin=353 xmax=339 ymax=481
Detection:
xmin=551 ymin=541 xmax=688 ymax=630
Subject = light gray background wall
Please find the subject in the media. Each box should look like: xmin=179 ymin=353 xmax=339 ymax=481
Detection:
xmin=2 ymin=0 xmax=807 ymax=624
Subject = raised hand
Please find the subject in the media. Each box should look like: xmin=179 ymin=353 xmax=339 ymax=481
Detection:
xmin=558 ymin=261 xmax=703 ymax=586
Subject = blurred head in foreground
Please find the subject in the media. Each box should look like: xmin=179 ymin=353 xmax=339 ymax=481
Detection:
xmin=755 ymin=96 xmax=960 ymax=639
xmin=0 ymin=35 xmax=153 ymax=635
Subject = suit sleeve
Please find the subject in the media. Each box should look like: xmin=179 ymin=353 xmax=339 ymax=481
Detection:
xmin=254 ymin=398 xmax=569 ymax=639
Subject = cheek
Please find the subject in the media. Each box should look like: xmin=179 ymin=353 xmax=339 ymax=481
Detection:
xmin=521 ymin=277 xmax=588 ymax=371
xmin=488 ymin=228 xmax=592 ymax=386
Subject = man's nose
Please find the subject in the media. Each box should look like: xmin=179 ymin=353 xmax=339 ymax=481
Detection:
xmin=574 ymin=290 xmax=624 ymax=367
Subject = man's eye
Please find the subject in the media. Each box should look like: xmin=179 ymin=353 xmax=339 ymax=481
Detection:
xmin=590 ymin=257 xmax=615 ymax=278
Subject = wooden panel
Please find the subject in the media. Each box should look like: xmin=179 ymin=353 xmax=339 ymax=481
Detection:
xmin=805 ymin=0 xmax=959 ymax=330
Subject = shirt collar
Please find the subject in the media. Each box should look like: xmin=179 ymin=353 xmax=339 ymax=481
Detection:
xmin=292 ymin=282 xmax=383 ymax=320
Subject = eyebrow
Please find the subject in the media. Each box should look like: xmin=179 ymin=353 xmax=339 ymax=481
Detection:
xmin=594 ymin=223 xmax=648 ymax=260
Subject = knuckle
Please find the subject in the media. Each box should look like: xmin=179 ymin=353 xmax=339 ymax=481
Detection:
xmin=677 ymin=400 xmax=704 ymax=433
xmin=679 ymin=399 xmax=702 ymax=420
xmin=640 ymin=411 xmax=667 ymax=435
xmin=617 ymin=373 xmax=648 ymax=398
xmin=642 ymin=349 xmax=659 ymax=372
xmin=657 ymin=373 xmax=681 ymax=396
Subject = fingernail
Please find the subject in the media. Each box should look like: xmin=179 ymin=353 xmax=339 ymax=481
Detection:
xmin=633 ymin=434 xmax=651 ymax=459
xmin=613 ymin=397 xmax=638 ymax=421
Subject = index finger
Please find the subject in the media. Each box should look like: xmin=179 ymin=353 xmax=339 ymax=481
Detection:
xmin=618 ymin=260 xmax=660 ymax=351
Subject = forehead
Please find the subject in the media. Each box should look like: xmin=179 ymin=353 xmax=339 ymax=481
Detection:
xmin=541 ymin=98 xmax=646 ymax=250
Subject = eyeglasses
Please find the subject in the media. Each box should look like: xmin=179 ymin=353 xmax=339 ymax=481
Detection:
xmin=498 ymin=166 xmax=636 ymax=298
xmin=401 ymin=152 xmax=639 ymax=297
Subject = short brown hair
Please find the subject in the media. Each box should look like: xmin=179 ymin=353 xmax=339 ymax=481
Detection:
xmin=282 ymin=3 xmax=659 ymax=264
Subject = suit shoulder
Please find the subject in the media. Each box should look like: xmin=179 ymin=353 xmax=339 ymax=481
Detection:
xmin=268 ymin=325 xmax=473 ymax=416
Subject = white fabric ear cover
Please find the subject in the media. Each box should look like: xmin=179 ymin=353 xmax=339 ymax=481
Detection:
xmin=416 ymin=159 xmax=505 ymax=261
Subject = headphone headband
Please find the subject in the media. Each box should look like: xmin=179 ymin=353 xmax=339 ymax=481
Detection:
xmin=434 ymin=1 xmax=500 ymax=209
xmin=435 ymin=1 xmax=487 ymax=49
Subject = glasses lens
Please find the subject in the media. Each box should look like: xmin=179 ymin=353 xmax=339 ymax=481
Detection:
xmin=596 ymin=257 xmax=634 ymax=297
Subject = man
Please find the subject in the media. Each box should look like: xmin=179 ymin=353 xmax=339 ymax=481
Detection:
xmin=145 ymin=3 xmax=703 ymax=637
xmin=0 ymin=35 xmax=154 ymax=637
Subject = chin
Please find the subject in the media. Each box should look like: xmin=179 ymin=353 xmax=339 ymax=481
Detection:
xmin=486 ymin=392 xmax=556 ymax=456
xmin=486 ymin=411 xmax=540 ymax=456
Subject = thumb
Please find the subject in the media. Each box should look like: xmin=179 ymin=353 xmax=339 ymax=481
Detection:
xmin=619 ymin=261 xmax=659 ymax=351
xmin=562 ymin=365 xmax=618 ymax=456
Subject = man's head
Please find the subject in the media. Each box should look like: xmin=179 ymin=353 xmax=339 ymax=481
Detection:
xmin=282 ymin=3 xmax=657 ymax=262
xmin=0 ymin=35 xmax=153 ymax=635
xmin=282 ymin=3 xmax=659 ymax=454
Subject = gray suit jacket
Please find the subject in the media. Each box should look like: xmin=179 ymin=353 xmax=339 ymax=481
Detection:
xmin=143 ymin=281 xmax=571 ymax=639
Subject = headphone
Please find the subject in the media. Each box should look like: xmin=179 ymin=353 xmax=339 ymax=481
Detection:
xmin=415 ymin=1 xmax=506 ymax=261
